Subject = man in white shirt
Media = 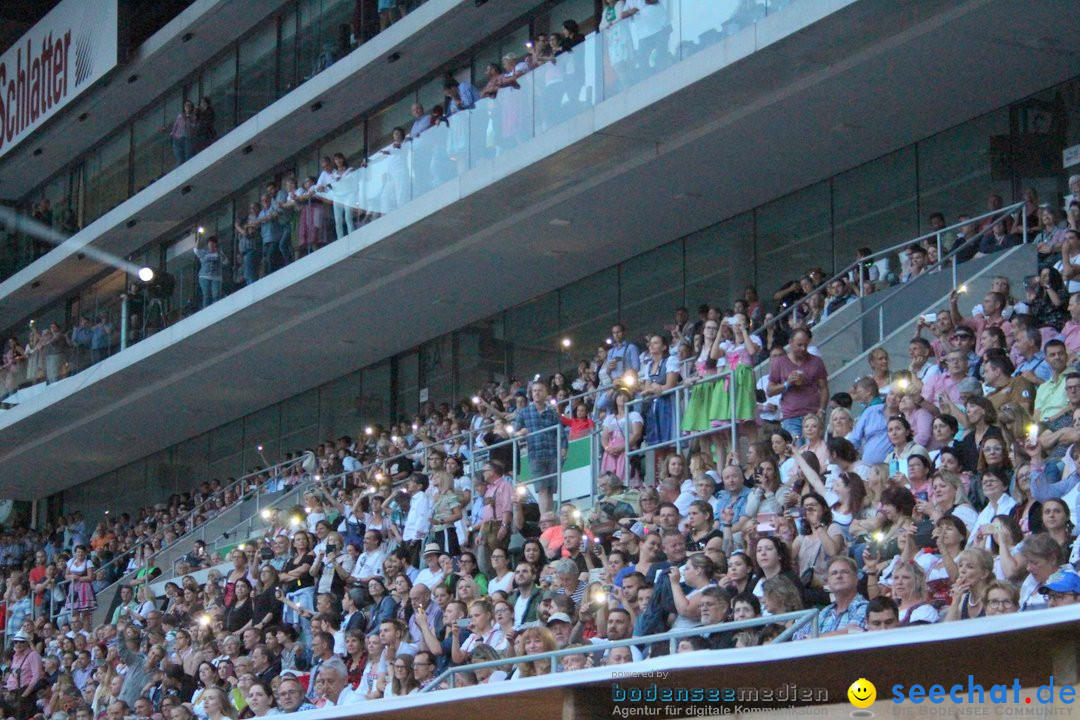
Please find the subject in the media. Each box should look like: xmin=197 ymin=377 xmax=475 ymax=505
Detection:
xmin=313 ymin=657 xmax=358 ymax=707
xmin=351 ymin=530 xmax=387 ymax=586
xmin=402 ymin=474 xmax=433 ymax=565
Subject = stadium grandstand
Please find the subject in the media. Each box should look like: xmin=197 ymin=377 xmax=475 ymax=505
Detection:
xmin=0 ymin=0 xmax=1079 ymax=718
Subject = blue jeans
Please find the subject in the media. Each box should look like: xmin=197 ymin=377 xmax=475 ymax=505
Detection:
xmin=333 ymin=202 xmax=355 ymax=240
xmin=262 ymin=242 xmax=283 ymax=276
xmin=199 ymin=277 xmax=221 ymax=308
xmin=279 ymin=224 xmax=294 ymax=264
xmin=171 ymin=137 xmax=186 ymax=165
xmin=781 ymin=416 xmax=804 ymax=442
xmin=242 ymin=250 xmax=261 ymax=287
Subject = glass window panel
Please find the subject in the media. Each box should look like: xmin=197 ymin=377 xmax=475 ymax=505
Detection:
xmin=209 ymin=417 xmax=245 ymax=462
xmin=70 ymin=270 xmax=125 ymax=331
xmin=505 ymin=292 xmax=559 ymax=381
xmin=132 ymin=99 xmax=171 ymax=194
xmin=551 ymin=0 xmax=598 ymax=33
xmin=755 ymin=181 xmax=831 ymax=301
xmin=281 ymin=389 xmax=320 ymax=458
xmin=368 ymin=94 xmax=414 ymax=152
xmin=83 ymin=130 xmax=130 ymax=223
xmin=278 ymin=7 xmax=300 ymax=96
xmin=238 ymin=21 xmax=278 ymax=123
xmin=457 ymin=319 xmax=507 ymax=399
xmin=619 ymin=240 xmax=683 ymax=338
xmin=207 ymin=453 xmax=244 ymax=483
xmin=1011 ymin=85 xmax=1074 ymax=214
xmin=917 ymin=108 xmax=1010 ymax=231
xmin=473 ymin=25 xmax=531 ymax=88
xmin=684 ymin=211 xmax=755 ymax=315
xmin=244 ymin=405 xmax=281 ymax=467
xmin=320 ymin=0 xmax=356 ymax=59
xmin=282 ymin=388 xmax=320 ymax=434
xmin=320 ymin=122 xmax=367 ymax=166
xmin=362 ymin=360 xmax=392 ymax=427
xmin=396 ymin=351 xmax=419 ymax=422
xmin=174 ymin=434 xmax=210 ymax=487
xmin=559 ymin=267 xmax=618 ymax=374
xmin=115 ymin=460 xmax=148 ymax=512
xmin=417 ymin=77 xmax=445 ymax=117
xmin=38 ymin=170 xmax=77 ymax=236
xmin=832 ymin=146 xmax=918 ymax=274
xmin=163 ymin=231 xmax=197 ymax=316
xmin=201 ymin=51 xmax=238 ymax=139
xmin=420 ymin=334 xmax=454 ymax=410
xmin=319 ymin=369 xmax=363 ymax=439
xmin=298 ymin=0 xmax=349 ymax=85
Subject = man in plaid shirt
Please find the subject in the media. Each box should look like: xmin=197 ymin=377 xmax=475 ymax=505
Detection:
xmin=514 ymin=382 xmax=566 ymax=514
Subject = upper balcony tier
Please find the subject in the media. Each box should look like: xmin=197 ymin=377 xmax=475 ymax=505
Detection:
xmin=1 ymin=0 xmax=1079 ymax=497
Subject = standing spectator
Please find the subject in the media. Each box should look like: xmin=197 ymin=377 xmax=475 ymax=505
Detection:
xmin=950 ymin=289 xmax=1013 ymax=354
xmin=90 ymin=315 xmax=113 ymax=365
xmin=623 ymin=0 xmax=672 ymax=81
xmin=296 ymin=176 xmax=325 ymax=257
xmin=3 ymin=631 xmax=42 ymax=718
xmin=401 ymin=475 xmax=433 ymax=565
xmin=193 ymin=97 xmax=217 ymax=154
xmin=477 ymin=461 xmax=513 ymax=572
xmin=607 ymin=323 xmax=641 ymax=379
xmin=275 ymin=179 xmax=298 ymax=265
xmin=43 ymin=321 xmax=70 ymax=383
xmin=70 ymin=316 xmax=93 ymax=372
xmin=167 ymin=100 xmax=197 ymax=165
xmin=4 ymin=582 xmax=31 ymax=639
xmin=766 ymin=328 xmax=828 ymax=440
xmin=235 ymin=203 xmax=262 ymax=287
xmin=256 ymin=193 xmax=284 ymax=276
xmin=328 ymin=153 xmax=356 ymax=241
xmin=514 ymin=382 xmax=566 ymax=514
xmin=193 ymin=235 xmax=225 ymax=308
xmin=378 ymin=0 xmax=401 ymax=31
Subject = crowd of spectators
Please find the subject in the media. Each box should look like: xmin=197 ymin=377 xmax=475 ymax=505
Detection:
xmin=1 ymin=186 xmax=1079 ymax=719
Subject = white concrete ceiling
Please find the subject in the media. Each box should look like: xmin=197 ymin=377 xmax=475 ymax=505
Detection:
xmin=2 ymin=0 xmax=1080 ymax=498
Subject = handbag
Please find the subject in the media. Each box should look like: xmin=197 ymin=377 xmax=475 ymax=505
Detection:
xmin=800 ymin=545 xmax=823 ymax=588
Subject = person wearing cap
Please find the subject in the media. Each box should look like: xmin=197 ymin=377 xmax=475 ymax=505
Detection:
xmin=544 ymin=612 xmax=573 ymax=649
xmin=3 ymin=630 xmax=42 ymax=717
xmin=415 ymin=544 xmax=445 ymax=589
xmin=1040 ymin=570 xmax=1080 ymax=608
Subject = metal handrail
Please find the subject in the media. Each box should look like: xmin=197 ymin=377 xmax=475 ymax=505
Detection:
xmin=70 ymin=454 xmax=308 ymax=623
xmin=755 ymin=201 xmax=1027 ymax=339
xmin=421 ymin=609 xmax=820 ymax=691
xmin=805 ymin=202 xmax=1028 ymax=354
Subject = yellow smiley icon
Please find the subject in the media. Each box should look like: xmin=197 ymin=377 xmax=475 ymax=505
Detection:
xmin=848 ymin=678 xmax=876 ymax=709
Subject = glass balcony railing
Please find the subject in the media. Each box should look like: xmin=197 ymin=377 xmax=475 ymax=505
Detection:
xmin=322 ymin=0 xmax=799 ymax=220
xmin=0 ymin=0 xmax=799 ymax=407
